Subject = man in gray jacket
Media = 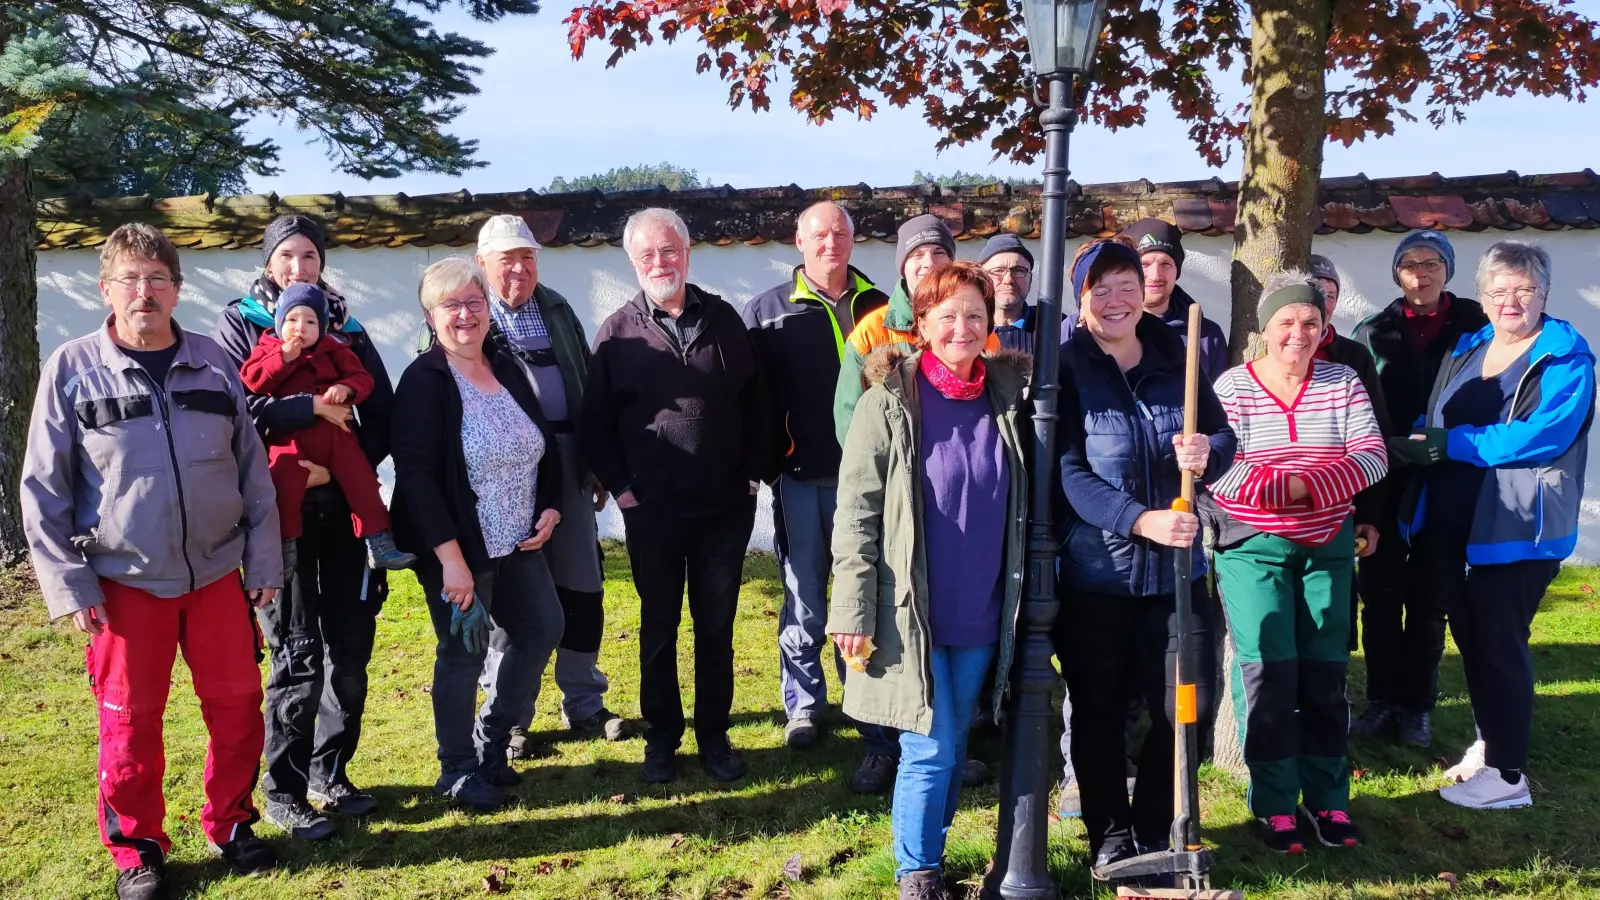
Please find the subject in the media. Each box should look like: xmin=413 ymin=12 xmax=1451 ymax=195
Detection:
xmin=20 ymin=224 xmax=282 ymax=900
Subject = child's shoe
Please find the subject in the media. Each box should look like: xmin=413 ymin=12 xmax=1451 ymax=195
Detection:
xmin=365 ymin=530 xmax=417 ymax=570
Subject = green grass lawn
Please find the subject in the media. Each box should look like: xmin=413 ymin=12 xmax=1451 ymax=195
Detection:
xmin=2 ymin=547 xmax=1598 ymax=899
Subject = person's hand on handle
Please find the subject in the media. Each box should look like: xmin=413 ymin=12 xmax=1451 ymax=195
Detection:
xmin=441 ymin=559 xmax=476 ymax=610
xmin=299 ymin=459 xmax=331 ymax=488
xmin=312 ymin=396 xmax=354 ymax=433
xmin=517 ymin=509 xmax=563 ymax=552
xmin=1132 ymin=509 xmax=1201 ymax=548
xmin=246 ymin=587 xmax=277 ymax=609
xmin=1172 ymin=433 xmax=1211 ymax=477
xmin=616 ymin=489 xmax=640 ymax=510
xmin=832 ymin=632 xmax=870 ymax=659
xmin=1354 ymin=524 xmax=1380 ymax=558
xmin=71 ymin=605 xmax=107 ymax=636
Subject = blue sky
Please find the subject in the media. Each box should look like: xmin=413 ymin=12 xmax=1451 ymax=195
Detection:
xmin=248 ymin=12 xmax=1600 ymax=197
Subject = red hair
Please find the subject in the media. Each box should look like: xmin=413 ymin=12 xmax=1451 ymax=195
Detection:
xmin=911 ymin=260 xmax=996 ymax=349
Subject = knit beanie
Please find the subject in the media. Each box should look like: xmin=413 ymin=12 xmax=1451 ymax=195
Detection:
xmin=1118 ymin=217 xmax=1185 ymax=275
xmin=275 ymin=282 xmax=330 ymax=336
xmin=1392 ymin=230 xmax=1455 ymax=285
xmin=1257 ymin=282 xmax=1326 ymax=326
xmin=978 ymin=233 xmax=1034 ymax=268
xmin=895 ymin=215 xmax=957 ymax=279
xmin=262 ymin=215 xmax=328 ymax=267
xmin=1070 ymin=240 xmax=1142 ymax=302
xmin=1308 ymin=254 xmax=1340 ymax=289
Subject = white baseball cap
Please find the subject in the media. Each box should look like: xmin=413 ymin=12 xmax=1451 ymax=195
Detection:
xmin=477 ymin=214 xmax=542 ymax=254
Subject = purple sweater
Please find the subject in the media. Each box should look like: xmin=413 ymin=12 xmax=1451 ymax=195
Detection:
xmin=917 ymin=371 xmax=1008 ymax=647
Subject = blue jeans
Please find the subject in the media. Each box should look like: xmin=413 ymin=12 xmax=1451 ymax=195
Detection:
xmin=893 ymin=642 xmax=996 ymax=878
xmin=775 ymin=475 xmax=844 ymax=721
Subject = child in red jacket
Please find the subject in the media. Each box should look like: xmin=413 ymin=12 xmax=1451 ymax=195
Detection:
xmin=240 ymin=283 xmax=415 ymax=576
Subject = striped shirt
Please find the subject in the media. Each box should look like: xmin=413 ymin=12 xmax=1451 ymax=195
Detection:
xmin=1210 ymin=359 xmax=1388 ymax=545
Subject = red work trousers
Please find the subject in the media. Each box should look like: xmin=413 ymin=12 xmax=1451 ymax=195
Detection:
xmin=87 ymin=575 xmax=266 ymax=869
xmin=268 ymin=420 xmax=390 ymax=539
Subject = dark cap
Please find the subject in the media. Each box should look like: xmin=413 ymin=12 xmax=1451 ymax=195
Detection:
xmin=895 ymin=215 xmax=957 ymax=279
xmin=274 ymin=282 xmax=330 ymax=336
xmin=978 ymin=233 xmax=1034 ymax=268
xmin=1117 ymin=217 xmax=1185 ymax=275
xmin=262 ymin=215 xmax=328 ymax=267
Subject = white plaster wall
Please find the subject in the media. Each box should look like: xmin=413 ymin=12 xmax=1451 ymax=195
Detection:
xmin=35 ymin=230 xmax=1600 ymax=558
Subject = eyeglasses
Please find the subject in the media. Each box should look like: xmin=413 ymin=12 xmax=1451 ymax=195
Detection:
xmin=1484 ymin=287 xmax=1541 ymax=306
xmin=630 ymin=247 xmax=684 ymax=266
xmin=436 ymin=298 xmax=487 ymax=316
xmin=107 ymin=274 xmax=176 ymax=291
xmin=1397 ymin=259 xmax=1445 ymax=275
xmin=984 ymin=266 xmax=1033 ymax=281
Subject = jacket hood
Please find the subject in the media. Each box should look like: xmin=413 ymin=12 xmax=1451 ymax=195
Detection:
xmin=231 ymin=290 xmax=364 ymax=333
xmin=884 ymin=281 xmax=915 ymax=331
xmin=862 ymin=345 xmax=1034 ymax=388
xmin=1452 ymin=314 xmax=1594 ymax=363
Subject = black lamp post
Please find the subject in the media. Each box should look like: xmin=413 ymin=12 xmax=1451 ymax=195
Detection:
xmin=985 ymin=1 xmax=1109 ymax=897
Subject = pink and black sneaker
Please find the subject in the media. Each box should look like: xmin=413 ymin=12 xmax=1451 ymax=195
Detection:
xmin=1299 ymin=806 xmax=1361 ymax=848
xmin=1257 ymin=814 xmax=1307 ymax=854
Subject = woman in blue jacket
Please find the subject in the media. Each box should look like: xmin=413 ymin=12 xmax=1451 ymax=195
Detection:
xmin=1397 ymin=240 xmax=1595 ymax=811
xmin=1052 ymin=239 xmax=1237 ymax=876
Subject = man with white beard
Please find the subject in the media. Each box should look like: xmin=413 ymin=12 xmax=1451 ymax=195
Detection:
xmin=580 ymin=208 xmax=774 ymax=785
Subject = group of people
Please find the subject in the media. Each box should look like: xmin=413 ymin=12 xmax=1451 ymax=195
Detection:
xmin=18 ymin=196 xmax=1592 ymax=900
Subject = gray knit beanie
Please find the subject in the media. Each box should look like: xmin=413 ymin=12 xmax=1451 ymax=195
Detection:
xmin=262 ymin=215 xmax=328 ymax=267
xmin=895 ymin=215 xmax=957 ymax=280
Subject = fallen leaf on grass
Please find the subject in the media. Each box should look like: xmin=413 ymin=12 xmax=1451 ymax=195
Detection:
xmin=378 ymin=828 xmax=396 ymax=844
xmin=1399 ymin=817 xmax=1414 ymax=828
xmin=827 ymin=848 xmax=855 ymax=868
xmin=1436 ymin=824 xmax=1468 ymax=841
xmin=559 ymin=858 xmax=578 ymax=869
xmin=535 ymin=861 xmax=554 ymax=876
xmin=1047 ymin=811 xmax=1062 ymax=823
xmin=712 ymin=879 xmax=752 ymax=899
xmin=763 ymin=609 xmax=777 ymax=617
xmin=1351 ymin=768 xmax=1367 ymax=780
xmin=1438 ymin=872 xmax=1458 ymax=889
xmin=421 ymin=684 xmax=431 ymax=694
xmin=608 ymin=793 xmax=628 ymax=804
xmin=1482 ymin=876 xmax=1505 ymax=891
xmin=483 ymin=872 xmax=505 ymax=893
xmin=327 ymin=880 xmax=343 ymax=889
xmin=1580 ymin=584 xmax=1593 ymax=593
xmin=617 ymin=632 xmax=630 ymax=641
xmin=782 ymin=851 xmax=803 ymax=881
xmin=668 ymin=833 xmax=687 ymax=849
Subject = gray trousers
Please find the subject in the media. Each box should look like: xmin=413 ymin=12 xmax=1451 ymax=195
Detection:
xmin=482 ymin=644 xmax=609 ymax=726
xmin=421 ymin=549 xmax=563 ymax=778
xmin=774 ymin=475 xmax=846 ymax=721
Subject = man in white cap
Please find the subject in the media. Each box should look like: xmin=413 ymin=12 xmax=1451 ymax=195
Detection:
xmin=474 ymin=214 xmax=629 ymax=757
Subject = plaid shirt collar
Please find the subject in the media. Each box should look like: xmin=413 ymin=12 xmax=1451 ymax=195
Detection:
xmin=489 ymin=289 xmax=548 ymax=341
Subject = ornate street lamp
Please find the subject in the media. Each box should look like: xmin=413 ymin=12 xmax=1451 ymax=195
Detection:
xmin=984 ymin=1 xmax=1109 ymax=898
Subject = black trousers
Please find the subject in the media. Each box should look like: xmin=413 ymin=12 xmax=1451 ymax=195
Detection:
xmin=1422 ymin=533 xmax=1559 ymax=772
xmin=622 ymin=498 xmax=756 ymax=751
xmin=1052 ymin=583 xmax=1213 ymax=854
xmin=1357 ymin=511 xmax=1446 ymax=713
xmin=259 ymin=488 xmax=385 ymax=804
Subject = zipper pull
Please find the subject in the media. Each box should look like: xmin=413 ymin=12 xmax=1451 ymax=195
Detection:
xmin=1136 ymin=400 xmax=1155 ymax=423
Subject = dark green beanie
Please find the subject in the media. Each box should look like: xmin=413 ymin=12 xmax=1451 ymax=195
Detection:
xmin=1257 ymin=283 xmax=1326 ymax=326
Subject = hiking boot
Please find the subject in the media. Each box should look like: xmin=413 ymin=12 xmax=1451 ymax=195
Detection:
xmin=1299 ymin=806 xmax=1361 ymax=847
xmin=263 ymin=799 xmax=335 ymax=840
xmin=1398 ymin=711 xmax=1432 ymax=748
xmin=1440 ymin=767 xmax=1533 ymax=810
xmin=898 ymin=869 xmax=952 ymax=900
xmin=565 ymin=707 xmax=632 ymax=741
xmin=365 ymin=530 xmax=417 ymax=570
xmin=1056 ymin=779 xmax=1082 ymax=818
xmin=699 ymin=736 xmax=743 ymax=782
xmin=785 ymin=718 xmax=818 ymax=749
xmin=307 ymin=780 xmax=378 ymax=816
xmin=1349 ymin=702 xmax=1398 ymax=739
xmin=1444 ymin=739 xmax=1487 ymax=782
xmin=281 ymin=538 xmax=298 ymax=585
xmin=851 ymin=755 xmax=897 ymax=794
xmin=1257 ymin=815 xmax=1307 ymax=854
xmin=642 ymin=746 xmax=679 ymax=784
xmin=506 ymin=727 xmax=553 ymax=760
xmin=116 ymin=862 xmax=168 ymax=900
xmin=1090 ymin=831 xmax=1139 ymax=881
xmin=480 ymin=758 xmax=522 ymax=788
xmin=207 ymin=828 xmax=278 ymax=876
xmin=435 ymin=771 xmax=505 ymax=812
xmin=961 ymin=757 xmax=992 ymax=787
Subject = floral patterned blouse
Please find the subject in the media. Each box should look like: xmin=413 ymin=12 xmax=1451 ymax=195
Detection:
xmin=450 ymin=365 xmax=545 ymax=559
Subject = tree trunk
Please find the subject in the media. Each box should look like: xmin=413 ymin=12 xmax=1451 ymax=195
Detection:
xmin=1212 ymin=0 xmax=1332 ymax=778
xmin=0 ymin=155 xmax=39 ymax=566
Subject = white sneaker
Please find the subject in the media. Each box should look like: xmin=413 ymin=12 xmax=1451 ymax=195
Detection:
xmin=1439 ymin=766 xmax=1532 ymax=809
xmin=1443 ymin=740 xmax=1486 ymax=782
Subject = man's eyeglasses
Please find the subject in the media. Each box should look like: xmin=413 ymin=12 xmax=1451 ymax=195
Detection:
xmin=984 ymin=266 xmax=1033 ymax=281
xmin=436 ymin=298 xmax=487 ymax=315
xmin=1484 ymin=287 xmax=1541 ymax=306
xmin=107 ymin=274 xmax=176 ymax=291
xmin=1397 ymin=259 xmax=1444 ymax=275
xmin=630 ymin=247 xmax=684 ymax=266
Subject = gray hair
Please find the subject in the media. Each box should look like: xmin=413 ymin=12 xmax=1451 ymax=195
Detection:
xmin=1476 ymin=240 xmax=1552 ymax=299
xmin=623 ymin=208 xmax=691 ymax=254
xmin=1261 ymin=269 xmax=1319 ymax=297
xmin=418 ymin=256 xmax=488 ymax=315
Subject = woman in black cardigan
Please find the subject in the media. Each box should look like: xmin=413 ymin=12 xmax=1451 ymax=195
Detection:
xmin=391 ymin=257 xmax=565 ymax=812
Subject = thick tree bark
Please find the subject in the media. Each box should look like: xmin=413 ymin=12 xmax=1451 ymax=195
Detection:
xmin=1212 ymin=0 xmax=1333 ymax=779
xmin=0 ymin=156 xmax=39 ymax=566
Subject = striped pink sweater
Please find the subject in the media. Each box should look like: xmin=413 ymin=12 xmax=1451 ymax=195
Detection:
xmin=1210 ymin=359 xmax=1388 ymax=545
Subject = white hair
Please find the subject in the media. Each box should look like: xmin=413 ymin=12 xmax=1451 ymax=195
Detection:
xmin=418 ymin=256 xmax=487 ymax=314
xmin=623 ymin=207 xmax=690 ymax=254
xmin=1476 ymin=240 xmax=1552 ymax=299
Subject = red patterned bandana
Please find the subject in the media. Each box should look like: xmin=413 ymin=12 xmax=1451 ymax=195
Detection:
xmin=920 ymin=351 xmax=987 ymax=401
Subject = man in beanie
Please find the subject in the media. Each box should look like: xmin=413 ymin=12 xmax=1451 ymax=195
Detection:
xmin=471 ymin=213 xmax=633 ymax=755
xmin=1351 ymin=230 xmax=1487 ymax=751
xmin=1116 ymin=217 xmax=1229 ymax=382
xmin=239 ymin=282 xmax=415 ymax=580
xmin=979 ymin=234 xmax=1039 ymax=355
xmin=211 ymin=214 xmax=395 ymax=839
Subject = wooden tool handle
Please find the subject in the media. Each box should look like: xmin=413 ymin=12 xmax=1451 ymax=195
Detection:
xmin=1180 ymin=304 xmax=1202 ymax=506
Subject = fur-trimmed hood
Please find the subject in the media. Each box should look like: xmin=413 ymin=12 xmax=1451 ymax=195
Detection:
xmin=862 ymin=345 xmax=1034 ymax=388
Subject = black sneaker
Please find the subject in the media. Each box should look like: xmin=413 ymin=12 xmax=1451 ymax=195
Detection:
xmin=642 ymin=746 xmax=679 ymax=784
xmin=1349 ymin=702 xmax=1398 ymax=739
xmin=1398 ymin=711 xmax=1432 ymax=748
xmin=961 ymin=757 xmax=992 ymax=787
xmin=207 ymin=828 xmax=278 ymax=876
xmin=307 ymin=780 xmax=377 ymax=817
xmin=1299 ymin=805 xmax=1361 ymax=848
xmin=481 ymin=759 xmax=522 ymax=788
xmin=435 ymin=771 xmax=505 ymax=812
xmin=1257 ymin=814 xmax=1307 ymax=855
xmin=699 ymin=737 xmax=743 ymax=782
xmin=364 ymin=530 xmax=418 ymax=570
xmin=1089 ymin=831 xmax=1138 ymax=882
xmin=898 ymin=868 xmax=952 ymax=900
xmin=851 ymin=755 xmax=897 ymax=794
xmin=565 ymin=707 xmax=632 ymax=741
xmin=263 ymin=799 xmax=335 ymax=840
xmin=116 ymin=862 xmax=168 ymax=900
